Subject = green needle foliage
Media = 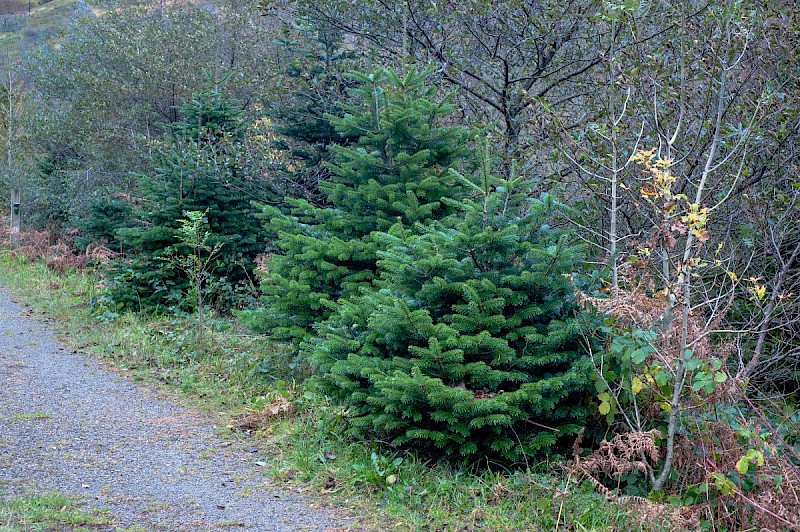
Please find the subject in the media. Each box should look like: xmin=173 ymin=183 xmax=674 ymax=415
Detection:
xmin=243 ymin=67 xmax=471 ymax=352
xmin=266 ymin=16 xmax=360 ymax=202
xmin=109 ymin=83 xmax=267 ymax=311
xmin=308 ymin=157 xmax=592 ymax=461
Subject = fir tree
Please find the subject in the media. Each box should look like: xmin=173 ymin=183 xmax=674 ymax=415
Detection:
xmin=266 ymin=17 xmax=360 ymax=202
xmin=76 ymin=193 xmax=134 ymax=252
xmin=110 ymin=84 xmax=266 ymax=311
xmin=243 ymin=67 xmax=471 ymax=350
xmin=309 ymin=153 xmax=592 ymax=460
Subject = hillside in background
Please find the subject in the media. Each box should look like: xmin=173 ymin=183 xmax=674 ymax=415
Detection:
xmin=1 ymin=0 xmax=87 ymax=60
xmin=0 ymin=0 xmax=152 ymax=61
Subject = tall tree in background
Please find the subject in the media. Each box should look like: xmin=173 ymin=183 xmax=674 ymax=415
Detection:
xmin=264 ymin=16 xmax=361 ymax=203
xmin=22 ymin=2 xmax=275 ymax=229
xmin=549 ymin=0 xmax=800 ymax=395
xmin=262 ymin=0 xmax=605 ymax=179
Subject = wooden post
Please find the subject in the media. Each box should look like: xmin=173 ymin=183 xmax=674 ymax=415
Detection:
xmin=10 ymin=188 xmax=20 ymax=248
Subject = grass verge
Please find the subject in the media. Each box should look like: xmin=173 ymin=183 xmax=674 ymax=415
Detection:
xmin=0 ymin=252 xmax=631 ymax=530
xmin=0 ymin=493 xmax=110 ymax=531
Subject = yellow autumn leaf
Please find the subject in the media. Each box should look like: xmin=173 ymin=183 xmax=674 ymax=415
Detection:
xmin=654 ymin=157 xmax=673 ymax=169
xmin=749 ymin=283 xmax=767 ymax=301
xmin=631 ymin=376 xmax=644 ymax=394
xmin=736 ymin=457 xmax=749 ymax=475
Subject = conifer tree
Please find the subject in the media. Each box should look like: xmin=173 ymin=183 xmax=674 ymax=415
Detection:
xmin=244 ymin=67 xmax=471 ymax=349
xmin=309 ymin=153 xmax=592 ymax=460
xmin=111 ymin=85 xmax=266 ymax=311
xmin=267 ymin=17 xmax=360 ymax=202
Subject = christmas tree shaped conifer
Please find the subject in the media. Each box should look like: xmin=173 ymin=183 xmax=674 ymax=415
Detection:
xmin=309 ymin=149 xmax=592 ymax=460
xmin=244 ymin=67 xmax=471 ymax=351
xmin=112 ymin=84 xmax=266 ymax=311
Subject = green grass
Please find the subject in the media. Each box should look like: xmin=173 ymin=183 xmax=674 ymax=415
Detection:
xmin=264 ymin=405 xmax=629 ymax=530
xmin=9 ymin=411 xmax=50 ymax=421
xmin=0 ymin=493 xmax=110 ymax=531
xmin=0 ymin=252 xmax=634 ymax=530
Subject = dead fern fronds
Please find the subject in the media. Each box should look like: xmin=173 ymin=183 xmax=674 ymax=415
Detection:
xmin=228 ymin=395 xmax=295 ymax=432
xmin=46 ymin=254 xmax=88 ymax=274
xmin=573 ymin=430 xmax=698 ymax=530
xmin=0 ymin=222 xmax=11 ymax=248
xmin=577 ymin=429 xmax=660 ymax=479
xmin=85 ymin=241 xmax=118 ymax=261
xmin=576 ymin=261 xmax=733 ymax=371
xmin=752 ymin=457 xmax=800 ymax=531
xmin=10 ymin=230 xmax=51 ymax=261
xmin=625 ymin=498 xmax=699 ymax=530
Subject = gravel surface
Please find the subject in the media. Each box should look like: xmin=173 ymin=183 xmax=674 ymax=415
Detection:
xmin=0 ymin=286 xmax=351 ymax=531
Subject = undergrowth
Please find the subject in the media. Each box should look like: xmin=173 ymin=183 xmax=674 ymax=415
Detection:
xmin=0 ymin=492 xmax=111 ymax=531
xmin=0 ymin=252 xmax=634 ymax=530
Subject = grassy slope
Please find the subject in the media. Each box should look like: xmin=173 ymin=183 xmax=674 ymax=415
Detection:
xmin=0 ymin=0 xmax=125 ymax=61
xmin=0 ymin=253 xmax=632 ymax=530
xmin=0 ymin=0 xmax=80 ymax=58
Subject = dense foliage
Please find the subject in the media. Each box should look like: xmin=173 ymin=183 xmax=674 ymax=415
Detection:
xmin=108 ymin=86 xmax=267 ymax=311
xmin=3 ymin=0 xmax=800 ymax=526
xmin=310 ymin=165 xmax=591 ymax=459
xmin=242 ymin=68 xmax=471 ymax=350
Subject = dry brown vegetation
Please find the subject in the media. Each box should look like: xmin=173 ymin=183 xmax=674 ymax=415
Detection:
xmin=573 ymin=261 xmax=800 ymax=531
xmin=1 ymin=225 xmax=116 ymax=272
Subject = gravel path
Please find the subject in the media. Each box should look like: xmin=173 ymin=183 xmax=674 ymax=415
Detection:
xmin=0 ymin=286 xmax=351 ymax=531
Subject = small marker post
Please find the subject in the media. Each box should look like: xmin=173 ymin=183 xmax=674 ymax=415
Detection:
xmin=10 ymin=188 xmax=20 ymax=248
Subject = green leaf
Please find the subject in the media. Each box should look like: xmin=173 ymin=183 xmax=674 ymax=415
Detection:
xmin=630 ymin=347 xmax=649 ymax=364
xmin=714 ymin=372 xmax=727 ymax=383
xmin=736 ymin=457 xmax=749 ymax=475
xmin=710 ymin=472 xmax=735 ymax=495
xmin=598 ymin=402 xmax=611 ymax=415
xmin=684 ymin=357 xmax=702 ymax=371
xmin=745 ymin=449 xmax=764 ymax=466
